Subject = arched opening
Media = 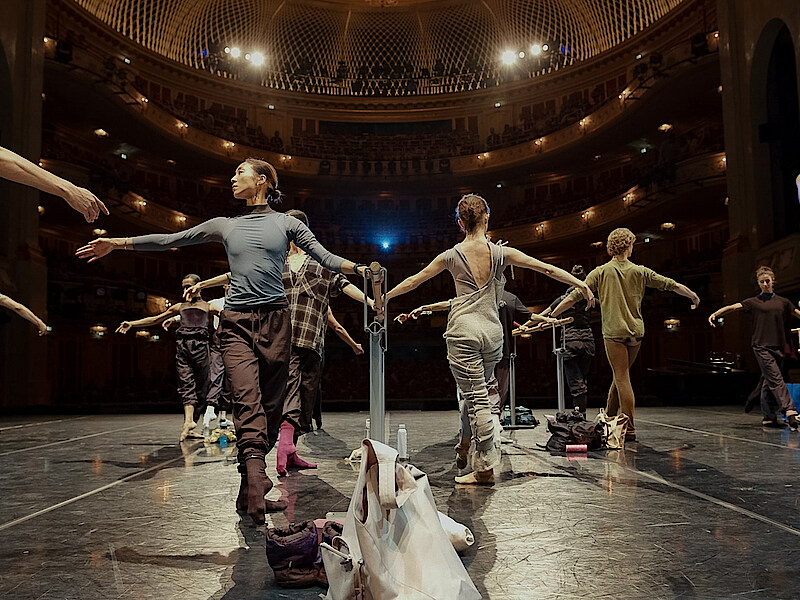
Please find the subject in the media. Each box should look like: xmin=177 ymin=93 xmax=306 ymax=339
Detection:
xmin=753 ymin=22 xmax=800 ymax=241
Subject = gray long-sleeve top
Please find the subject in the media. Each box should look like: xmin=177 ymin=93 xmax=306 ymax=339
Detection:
xmin=132 ymin=206 xmax=346 ymax=310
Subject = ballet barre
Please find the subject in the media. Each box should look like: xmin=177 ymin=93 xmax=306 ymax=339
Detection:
xmin=362 ymin=262 xmax=388 ymax=443
xmin=507 ymin=317 xmax=574 ymax=427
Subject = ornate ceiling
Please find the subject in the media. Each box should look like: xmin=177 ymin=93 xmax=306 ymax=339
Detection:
xmin=73 ymin=0 xmax=685 ymax=96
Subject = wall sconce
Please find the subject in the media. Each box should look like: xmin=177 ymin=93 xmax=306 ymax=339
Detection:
xmin=90 ymin=325 xmax=107 ymax=339
xmin=664 ymin=318 xmax=681 ymax=332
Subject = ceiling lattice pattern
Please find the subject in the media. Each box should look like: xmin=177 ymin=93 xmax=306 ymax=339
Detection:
xmin=73 ymin=0 xmax=685 ymax=96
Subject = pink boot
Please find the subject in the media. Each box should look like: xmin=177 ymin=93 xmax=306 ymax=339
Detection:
xmin=276 ymin=420 xmax=294 ymax=477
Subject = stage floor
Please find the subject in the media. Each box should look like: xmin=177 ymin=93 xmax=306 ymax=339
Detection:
xmin=1 ymin=407 xmax=799 ymax=599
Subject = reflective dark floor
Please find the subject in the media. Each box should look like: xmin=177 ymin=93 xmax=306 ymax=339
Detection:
xmin=1 ymin=407 xmax=800 ymax=599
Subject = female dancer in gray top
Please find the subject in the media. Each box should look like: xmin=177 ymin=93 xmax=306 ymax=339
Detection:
xmin=386 ymin=194 xmax=594 ymax=484
xmin=77 ymin=158 xmax=367 ymax=524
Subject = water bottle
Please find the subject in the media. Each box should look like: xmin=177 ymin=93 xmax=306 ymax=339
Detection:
xmin=219 ymin=420 xmax=229 ymax=449
xmin=396 ymin=424 xmax=408 ymax=460
xmin=364 ymin=418 xmax=371 ymax=441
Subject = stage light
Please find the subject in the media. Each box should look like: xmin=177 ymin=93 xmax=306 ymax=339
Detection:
xmin=501 ymin=50 xmax=516 ymax=65
xmin=123 ymin=57 xmax=131 ymax=64
xmin=660 ymin=222 xmax=676 ymax=231
xmin=94 ymin=128 xmax=108 ymax=137
xmin=541 ymin=43 xmax=549 ymax=52
xmin=518 ymin=51 xmax=525 ymax=59
xmin=230 ymin=47 xmax=241 ymax=58
xmin=530 ymin=44 xmax=542 ymax=56
xmin=381 ymin=240 xmax=391 ymax=250
xmin=496 ymin=183 xmax=502 ymax=188
xmin=494 ymin=101 xmax=501 ymax=108
xmin=120 ymin=153 xmax=127 ymax=160
xmin=250 ymin=52 xmax=265 ymax=66
xmin=635 ymin=53 xmax=643 ymax=60
xmin=664 ymin=318 xmax=681 ymax=332
xmin=245 ymin=53 xmax=251 ymax=61
xmin=644 ymin=237 xmax=651 ymax=243
xmin=224 ymin=46 xmax=231 ymax=54
xmin=640 ymin=148 xmax=647 ymax=154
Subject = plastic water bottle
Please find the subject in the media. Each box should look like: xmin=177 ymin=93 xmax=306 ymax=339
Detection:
xmin=364 ymin=418 xmax=371 ymax=440
xmin=396 ymin=424 xmax=408 ymax=460
xmin=219 ymin=421 xmax=229 ymax=449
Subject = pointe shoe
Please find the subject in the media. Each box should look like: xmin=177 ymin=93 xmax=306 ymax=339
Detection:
xmin=287 ymin=451 xmax=317 ymax=470
xmin=455 ymin=470 xmax=494 ymax=485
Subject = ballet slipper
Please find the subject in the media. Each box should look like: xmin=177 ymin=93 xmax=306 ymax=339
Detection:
xmin=287 ymin=451 xmax=317 ymax=470
xmin=454 ymin=470 xmax=494 ymax=485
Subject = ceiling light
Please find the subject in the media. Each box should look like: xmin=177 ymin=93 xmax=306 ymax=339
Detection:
xmin=530 ymin=44 xmax=542 ymax=56
xmin=230 ymin=47 xmax=241 ymax=58
xmin=224 ymin=46 xmax=231 ymax=54
xmin=517 ymin=51 xmax=525 ymax=59
xmin=541 ymin=43 xmax=549 ymax=52
xmin=658 ymin=123 xmax=673 ymax=132
xmin=94 ymin=128 xmax=108 ymax=137
xmin=250 ymin=52 xmax=264 ymax=66
xmin=501 ymin=50 xmax=516 ymax=65
xmin=660 ymin=222 xmax=676 ymax=231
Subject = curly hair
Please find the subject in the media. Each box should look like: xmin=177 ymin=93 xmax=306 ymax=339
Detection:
xmin=455 ymin=194 xmax=490 ymax=232
xmin=570 ymin=265 xmax=586 ymax=280
xmin=606 ymin=227 xmax=636 ymax=257
xmin=755 ymin=265 xmax=775 ymax=280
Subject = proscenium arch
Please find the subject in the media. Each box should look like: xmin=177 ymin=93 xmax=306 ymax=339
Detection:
xmin=749 ymin=18 xmax=800 ymax=244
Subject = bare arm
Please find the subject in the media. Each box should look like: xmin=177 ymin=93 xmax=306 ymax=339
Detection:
xmin=550 ymin=296 xmax=577 ymax=318
xmin=327 ymin=309 xmax=363 ymax=355
xmin=394 ymin=299 xmax=451 ymax=324
xmin=342 ymin=282 xmax=375 ymax=310
xmin=0 ymin=295 xmax=48 ymax=335
xmin=520 ymin=313 xmax=559 ymax=328
xmin=385 ymin=255 xmax=446 ymax=303
xmin=505 ymin=248 xmax=595 ymax=307
xmin=117 ymin=305 xmax=181 ymax=333
xmin=0 ymin=146 xmax=108 ymax=222
xmin=708 ymin=302 xmax=743 ymax=327
xmin=184 ymin=273 xmax=230 ymax=300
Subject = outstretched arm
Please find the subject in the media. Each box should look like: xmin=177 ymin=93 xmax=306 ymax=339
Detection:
xmin=184 ymin=273 xmax=231 ymax=300
xmin=117 ymin=305 xmax=181 ymax=333
xmin=550 ymin=296 xmax=577 ymax=319
xmin=341 ymin=282 xmax=375 ymax=311
xmin=0 ymin=295 xmax=48 ymax=335
xmin=505 ymin=248 xmax=595 ymax=307
xmin=76 ymin=218 xmax=226 ymax=263
xmin=708 ymin=302 xmax=743 ymax=327
xmin=385 ymin=255 xmax=446 ymax=303
xmin=394 ymin=299 xmax=451 ymax=324
xmin=672 ymin=282 xmax=700 ymax=309
xmin=0 ymin=145 xmax=108 ymax=222
xmin=327 ymin=309 xmax=363 ymax=355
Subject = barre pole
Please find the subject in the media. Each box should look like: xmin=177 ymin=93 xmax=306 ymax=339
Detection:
xmin=363 ymin=262 xmax=388 ymax=443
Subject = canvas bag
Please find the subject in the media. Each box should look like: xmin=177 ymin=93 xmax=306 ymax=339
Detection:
xmin=322 ymin=439 xmax=481 ymax=600
xmin=594 ymin=409 xmax=629 ymax=449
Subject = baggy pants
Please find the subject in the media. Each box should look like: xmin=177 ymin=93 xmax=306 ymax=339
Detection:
xmin=218 ymin=305 xmax=291 ymax=460
xmin=208 ymin=342 xmax=232 ymax=412
xmin=283 ymin=346 xmax=323 ymax=434
xmin=752 ymin=345 xmax=796 ymax=421
xmin=175 ymin=336 xmax=210 ymax=408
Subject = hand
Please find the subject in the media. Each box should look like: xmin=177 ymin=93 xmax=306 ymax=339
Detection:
xmin=76 ymin=238 xmax=117 ymax=263
xmin=580 ymin=284 xmax=595 ymax=309
xmin=394 ymin=308 xmax=423 ymax=325
xmin=352 ymin=343 xmax=364 ymax=355
xmin=690 ymin=293 xmax=700 ymax=309
xmin=36 ymin=321 xmax=48 ymax=336
xmin=355 ymin=265 xmax=367 ymax=277
xmin=367 ymin=297 xmax=376 ymax=311
xmin=183 ymin=283 xmax=202 ymax=300
xmin=708 ymin=314 xmax=717 ymax=327
xmin=62 ymin=183 xmax=109 ymax=223
xmin=116 ymin=321 xmax=132 ymax=334
xmin=162 ymin=318 xmax=176 ymax=331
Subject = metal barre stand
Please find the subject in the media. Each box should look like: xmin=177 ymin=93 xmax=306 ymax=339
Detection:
xmin=363 ymin=262 xmax=388 ymax=443
xmin=506 ymin=317 xmax=574 ymax=429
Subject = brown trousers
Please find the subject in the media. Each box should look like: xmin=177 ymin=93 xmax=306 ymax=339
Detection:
xmin=218 ymin=304 xmax=291 ymax=459
xmin=604 ymin=337 xmax=642 ymax=434
xmin=283 ymin=346 xmax=323 ymax=434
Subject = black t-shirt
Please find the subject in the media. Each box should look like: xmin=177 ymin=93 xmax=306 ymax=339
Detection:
xmin=549 ymin=288 xmax=593 ymax=330
xmin=500 ymin=291 xmax=531 ymax=358
xmin=741 ymin=294 xmax=793 ymax=348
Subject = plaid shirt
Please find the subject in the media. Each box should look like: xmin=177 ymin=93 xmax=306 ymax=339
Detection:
xmin=283 ymin=255 xmax=351 ymax=356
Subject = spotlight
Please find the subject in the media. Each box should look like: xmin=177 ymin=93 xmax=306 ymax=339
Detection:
xmin=541 ymin=43 xmax=549 ymax=52
xmin=501 ymin=50 xmax=516 ymax=65
xmin=245 ymin=53 xmax=251 ymax=61
xmin=530 ymin=44 xmax=542 ymax=56
xmin=230 ymin=47 xmax=241 ymax=58
xmin=224 ymin=46 xmax=231 ymax=54
xmin=518 ymin=51 xmax=525 ymax=59
xmin=381 ymin=240 xmax=390 ymax=250
xmin=250 ymin=52 xmax=264 ymax=66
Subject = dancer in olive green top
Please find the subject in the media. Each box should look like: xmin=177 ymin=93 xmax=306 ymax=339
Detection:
xmin=551 ymin=228 xmax=700 ymax=441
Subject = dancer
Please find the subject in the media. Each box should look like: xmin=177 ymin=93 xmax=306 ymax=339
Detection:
xmin=539 ymin=265 xmax=596 ymax=414
xmin=312 ymin=308 xmax=364 ymax=430
xmin=0 ymin=145 xmax=107 ymax=222
xmin=550 ymin=228 xmax=700 ymax=441
xmin=708 ymin=266 xmax=800 ymax=429
xmin=0 ymin=292 xmax=48 ymax=335
xmin=386 ymin=194 xmax=594 ymax=484
xmin=117 ymin=274 xmax=219 ymax=441
xmin=77 ymin=158 xmax=368 ymax=524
